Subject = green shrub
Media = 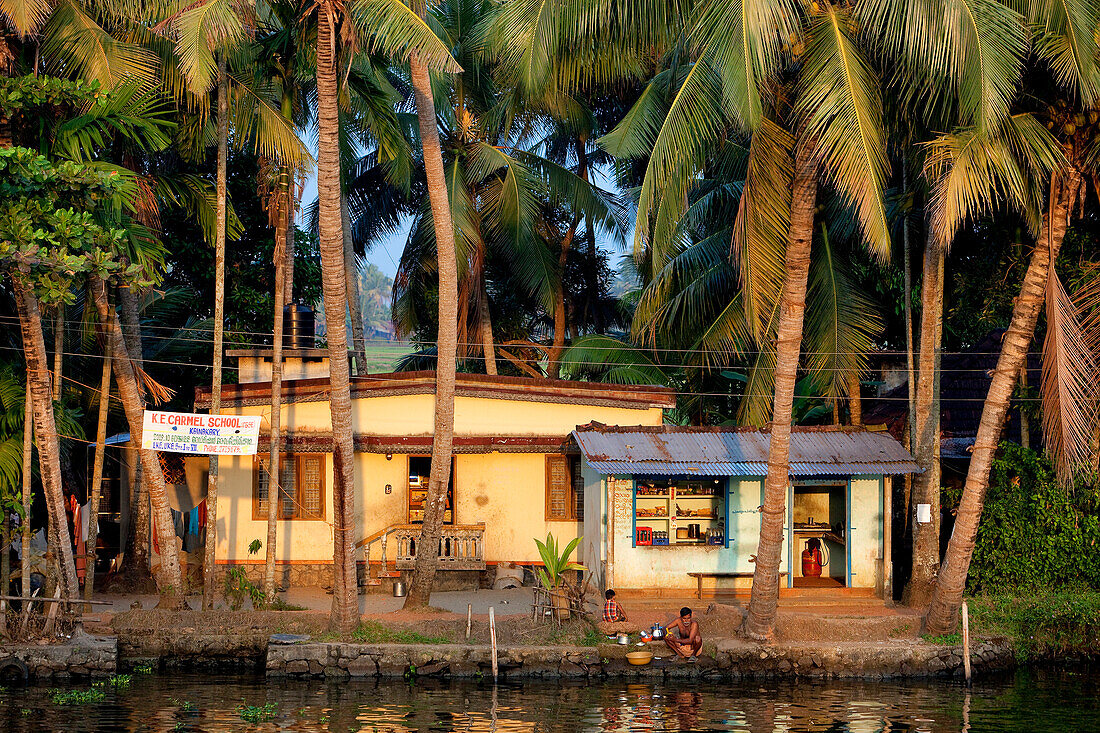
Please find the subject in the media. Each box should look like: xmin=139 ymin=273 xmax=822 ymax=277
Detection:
xmin=968 ymin=592 xmax=1100 ymax=661
xmin=944 ymin=444 xmax=1100 ymax=592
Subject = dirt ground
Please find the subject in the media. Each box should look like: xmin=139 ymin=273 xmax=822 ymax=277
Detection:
xmin=93 ymin=595 xmax=923 ymax=647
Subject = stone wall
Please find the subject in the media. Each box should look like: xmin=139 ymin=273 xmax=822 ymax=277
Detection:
xmin=266 ymin=636 xmax=1016 ymax=681
xmin=0 ymin=630 xmax=116 ymax=681
xmin=216 ymin=562 xmax=343 ymax=589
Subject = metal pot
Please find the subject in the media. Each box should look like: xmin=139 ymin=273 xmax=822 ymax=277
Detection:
xmin=617 ymin=633 xmax=630 ymax=645
xmin=392 ymin=580 xmax=407 ymax=597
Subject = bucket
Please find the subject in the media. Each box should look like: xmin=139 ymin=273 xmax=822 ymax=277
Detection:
xmin=392 ymin=580 xmax=407 ymax=597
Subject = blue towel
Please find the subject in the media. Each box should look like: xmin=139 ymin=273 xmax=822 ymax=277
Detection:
xmin=188 ymin=506 xmax=201 ymax=536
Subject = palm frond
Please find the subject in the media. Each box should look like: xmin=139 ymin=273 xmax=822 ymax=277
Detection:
xmin=797 ymin=4 xmax=890 ymax=260
xmin=1041 ymin=270 xmax=1098 ymax=484
xmin=924 ymin=114 xmax=1063 ymax=245
xmin=349 ymin=0 xmax=461 ymax=74
xmin=1025 ymin=0 xmax=1100 ymax=105
xmin=689 ymin=0 xmax=797 ymax=130
xmin=734 ymin=117 xmax=791 ymax=338
xmin=0 ymin=0 xmax=52 ymax=37
xmin=803 ymin=225 xmax=883 ymax=399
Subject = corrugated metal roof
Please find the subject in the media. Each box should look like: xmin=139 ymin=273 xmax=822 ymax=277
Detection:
xmin=572 ymin=425 xmax=920 ymax=476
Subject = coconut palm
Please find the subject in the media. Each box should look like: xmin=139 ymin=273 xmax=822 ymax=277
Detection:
xmin=602 ymin=0 xmax=891 ymax=640
xmin=926 ymin=94 xmax=1100 ymax=633
xmin=299 ymin=0 xmax=457 ymax=626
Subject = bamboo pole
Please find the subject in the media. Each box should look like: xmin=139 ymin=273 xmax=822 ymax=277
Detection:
xmin=961 ymin=600 xmax=972 ymax=687
xmin=489 ymin=605 xmax=498 ymax=681
xmin=466 ymin=603 xmax=472 ymax=641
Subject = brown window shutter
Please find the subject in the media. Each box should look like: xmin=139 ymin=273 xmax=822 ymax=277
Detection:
xmin=546 ymin=455 xmax=570 ymax=520
xmin=298 ymin=455 xmax=324 ymax=518
xmin=255 ymin=456 xmax=271 ymax=518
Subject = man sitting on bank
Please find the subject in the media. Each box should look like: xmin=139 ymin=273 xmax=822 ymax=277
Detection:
xmin=664 ymin=607 xmax=703 ymax=660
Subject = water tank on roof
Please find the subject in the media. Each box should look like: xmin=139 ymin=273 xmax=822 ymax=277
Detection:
xmin=284 ymin=304 xmax=315 ymax=349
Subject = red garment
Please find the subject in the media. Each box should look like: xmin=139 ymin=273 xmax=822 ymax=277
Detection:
xmin=197 ymin=500 xmax=207 ymax=531
xmin=603 ymin=599 xmax=625 ymax=622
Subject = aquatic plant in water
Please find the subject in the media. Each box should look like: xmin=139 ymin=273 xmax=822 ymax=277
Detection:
xmin=237 ymin=702 xmax=278 ymax=722
xmin=50 ymin=688 xmax=106 ymax=705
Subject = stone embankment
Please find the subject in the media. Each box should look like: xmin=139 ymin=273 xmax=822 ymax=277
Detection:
xmin=0 ymin=629 xmax=116 ymax=682
xmin=266 ymin=636 xmax=1015 ymax=681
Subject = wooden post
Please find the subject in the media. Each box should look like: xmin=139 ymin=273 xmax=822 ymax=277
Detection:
xmin=466 ymin=603 xmax=472 ymax=641
xmin=489 ymin=605 xmax=498 ymax=682
xmin=961 ymin=600 xmax=972 ymax=687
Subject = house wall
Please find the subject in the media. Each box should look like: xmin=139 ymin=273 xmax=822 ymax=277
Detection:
xmin=604 ymin=473 xmax=886 ymax=593
xmin=214 ymin=451 xmax=594 ymax=565
xmin=198 ymin=390 xmax=662 ymax=568
xmin=609 ymin=476 xmax=791 ymax=593
xmin=849 ymin=475 xmax=885 ymax=591
xmin=269 ymin=393 xmax=664 ymax=437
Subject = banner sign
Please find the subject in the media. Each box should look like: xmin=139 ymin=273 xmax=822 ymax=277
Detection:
xmin=142 ymin=410 xmax=261 ymax=456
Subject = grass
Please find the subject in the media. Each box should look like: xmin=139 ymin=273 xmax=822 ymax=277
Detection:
xmin=361 ymin=343 xmax=411 ymax=372
xmin=922 ymin=633 xmax=963 ymax=646
xmin=351 ymin=620 xmax=453 ymax=645
xmin=267 ymin=598 xmax=308 ymax=611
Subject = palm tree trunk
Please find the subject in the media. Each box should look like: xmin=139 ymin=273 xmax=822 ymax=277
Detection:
xmin=265 ymin=185 xmax=290 ymax=603
xmin=203 ymin=54 xmax=229 ymax=610
xmin=84 ymin=314 xmax=112 ymax=605
xmin=547 ymin=217 xmax=579 ymax=379
xmin=52 ymin=308 xmax=63 ymax=402
xmin=90 ymin=276 xmax=185 ymax=606
xmin=316 ymin=9 xmax=359 ymax=632
xmin=404 ymin=47 xmax=459 ymax=610
xmin=12 ymin=275 xmax=79 ymax=599
xmin=21 ymin=389 xmax=32 ymax=596
xmin=117 ymin=286 xmax=149 ymax=579
xmin=848 ymin=373 xmax=862 ymax=426
xmin=906 ymin=236 xmax=943 ymax=607
xmin=477 ymin=275 xmax=497 ymax=376
xmin=342 ymin=194 xmax=368 ymax=375
xmin=926 ymin=170 xmax=1080 ymax=633
xmin=742 ymin=138 xmax=817 ymax=641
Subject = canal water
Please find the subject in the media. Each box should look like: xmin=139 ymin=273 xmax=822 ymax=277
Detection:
xmin=1 ymin=667 xmax=1096 ymax=731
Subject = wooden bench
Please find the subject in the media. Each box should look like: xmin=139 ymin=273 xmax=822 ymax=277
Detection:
xmin=687 ymin=571 xmax=788 ymax=599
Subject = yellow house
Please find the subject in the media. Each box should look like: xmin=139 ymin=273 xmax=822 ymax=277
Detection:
xmin=189 ymin=350 xmax=675 ymax=588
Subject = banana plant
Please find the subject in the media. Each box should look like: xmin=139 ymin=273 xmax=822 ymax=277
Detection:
xmin=533 ymin=532 xmax=585 ymax=589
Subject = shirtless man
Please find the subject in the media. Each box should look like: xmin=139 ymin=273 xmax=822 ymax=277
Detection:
xmin=664 ymin=607 xmax=702 ymax=660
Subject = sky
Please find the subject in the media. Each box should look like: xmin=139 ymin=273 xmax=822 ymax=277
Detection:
xmin=298 ymin=160 xmax=632 ymax=280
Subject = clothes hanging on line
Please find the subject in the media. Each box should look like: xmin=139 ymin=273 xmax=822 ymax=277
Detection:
xmin=187 ymin=506 xmax=201 ymax=536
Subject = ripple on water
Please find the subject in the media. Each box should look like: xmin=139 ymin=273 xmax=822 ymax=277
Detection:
xmin=0 ymin=667 xmax=1097 ymax=732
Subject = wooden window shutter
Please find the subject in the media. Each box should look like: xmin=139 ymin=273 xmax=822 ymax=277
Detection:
xmin=255 ymin=456 xmax=271 ymax=517
xmin=546 ymin=455 xmax=570 ymax=520
xmin=299 ymin=455 xmax=324 ymax=518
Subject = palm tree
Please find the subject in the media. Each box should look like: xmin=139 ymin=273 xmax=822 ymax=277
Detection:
xmin=603 ymin=1 xmax=890 ymax=639
xmin=926 ymin=98 xmax=1100 ymax=632
xmin=84 ymin=311 xmax=112 ymax=604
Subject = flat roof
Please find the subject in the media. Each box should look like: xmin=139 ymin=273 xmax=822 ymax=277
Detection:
xmin=194 ymin=371 xmax=676 ymax=411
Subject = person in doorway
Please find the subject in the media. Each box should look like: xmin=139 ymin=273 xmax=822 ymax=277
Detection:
xmin=664 ymin=607 xmax=702 ymax=660
xmin=597 ymin=589 xmax=634 ymax=635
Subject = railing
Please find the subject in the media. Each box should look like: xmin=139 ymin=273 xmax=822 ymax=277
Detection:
xmin=357 ymin=523 xmax=486 ymax=580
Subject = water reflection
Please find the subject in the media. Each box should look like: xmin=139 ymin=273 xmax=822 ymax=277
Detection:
xmin=0 ymin=668 xmax=1096 ymax=732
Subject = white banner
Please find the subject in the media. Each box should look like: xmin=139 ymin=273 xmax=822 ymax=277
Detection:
xmin=141 ymin=410 xmax=261 ymax=456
